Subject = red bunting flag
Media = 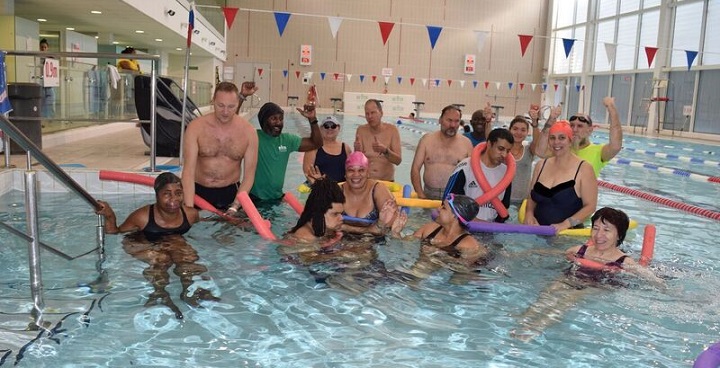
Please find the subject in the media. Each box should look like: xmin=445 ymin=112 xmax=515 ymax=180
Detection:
xmin=222 ymin=7 xmax=239 ymax=30
xmin=518 ymin=34 xmax=533 ymax=57
xmin=333 ymin=73 xmax=340 ymax=80
xmin=378 ymin=22 xmax=395 ymax=46
xmin=553 ymin=84 xmax=559 ymax=91
xmin=519 ymin=83 xmax=525 ymax=90
xmin=257 ymin=68 xmax=264 ymax=76
xmin=371 ymin=75 xmax=377 ymax=82
xmin=410 ymin=77 xmax=415 ymax=86
xmin=447 ymin=80 xmax=452 ymax=86
xmin=645 ymin=46 xmax=659 ymax=67
xmin=484 ymin=81 xmax=489 ymax=89
xmin=295 ymin=71 xmax=301 ymax=79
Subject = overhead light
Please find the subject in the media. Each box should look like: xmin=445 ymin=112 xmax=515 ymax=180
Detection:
xmin=155 ymin=38 xmax=163 ymax=42
xmin=176 ymin=47 xmax=183 ymax=51
xmin=37 ymin=18 xmax=47 ymax=22
xmin=112 ymin=41 xmax=119 ymax=45
xmin=135 ymin=30 xmax=144 ymax=34
xmin=90 ymin=10 xmax=102 ymax=14
xmin=95 ymin=36 xmax=99 ymax=39
xmin=66 ymin=27 xmax=75 ymax=31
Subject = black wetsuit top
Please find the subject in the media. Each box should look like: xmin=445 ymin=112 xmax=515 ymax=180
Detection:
xmin=424 ymin=225 xmax=471 ymax=258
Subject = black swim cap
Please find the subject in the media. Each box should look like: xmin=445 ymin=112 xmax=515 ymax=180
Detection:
xmin=153 ymin=172 xmax=181 ymax=194
xmin=446 ymin=194 xmax=479 ymax=226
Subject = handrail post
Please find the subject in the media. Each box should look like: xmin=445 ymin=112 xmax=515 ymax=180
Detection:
xmin=149 ymin=61 xmax=157 ymax=172
xmin=3 ymin=133 xmax=10 ymax=168
xmin=24 ymin=170 xmax=46 ymax=330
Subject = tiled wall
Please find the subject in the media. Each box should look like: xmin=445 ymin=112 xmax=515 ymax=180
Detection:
xmin=0 ymin=169 xmax=156 ymax=196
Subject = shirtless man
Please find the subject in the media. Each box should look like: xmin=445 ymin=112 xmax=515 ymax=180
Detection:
xmin=410 ymin=105 xmax=473 ymax=199
xmin=181 ymin=82 xmax=258 ymax=213
xmin=353 ymin=99 xmax=402 ymax=181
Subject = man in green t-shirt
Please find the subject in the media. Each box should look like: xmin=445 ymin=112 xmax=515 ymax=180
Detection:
xmin=569 ymin=97 xmax=623 ymax=177
xmin=250 ymin=102 xmax=323 ymax=202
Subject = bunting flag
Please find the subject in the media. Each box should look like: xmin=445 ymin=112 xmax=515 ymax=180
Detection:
xmin=346 ymin=74 xmax=352 ymax=82
xmin=378 ymin=22 xmax=395 ymax=45
xmin=295 ymin=70 xmax=301 ymax=79
xmin=421 ymin=78 xmax=428 ymax=87
xmin=306 ymin=72 xmax=314 ymax=80
xmin=576 ymin=84 xmax=581 ymax=92
xmin=542 ymin=83 xmax=548 ymax=91
xmin=397 ymin=76 xmax=403 ymax=84
xmin=426 ymin=26 xmax=443 ymax=50
xmin=518 ymin=34 xmax=533 ymax=57
xmin=508 ymin=82 xmax=514 ymax=90
xmin=410 ymin=77 xmax=415 ymax=86
xmin=472 ymin=80 xmax=478 ymax=88
xmin=328 ymin=17 xmax=343 ymax=39
xmin=222 ymin=7 xmax=239 ymax=30
xmin=447 ymin=79 xmax=452 ymax=86
xmin=320 ymin=72 xmax=326 ymax=80
xmin=283 ymin=69 xmax=288 ymax=78
xmin=495 ymin=82 xmax=501 ymax=90
xmin=531 ymin=83 xmax=536 ymax=91
xmin=371 ymin=75 xmax=377 ymax=82
xmin=519 ymin=83 xmax=525 ymax=90
xmin=383 ymin=76 xmax=390 ymax=84
xmin=685 ymin=50 xmax=698 ymax=70
xmin=474 ymin=31 xmax=489 ymax=53
xmin=553 ymin=84 xmax=558 ymax=91
xmin=435 ymin=79 xmax=441 ymax=86
xmin=0 ymin=54 xmax=12 ymax=115
xmin=562 ymin=38 xmax=576 ymax=58
xmin=484 ymin=81 xmax=489 ymax=89
xmin=604 ymin=42 xmax=617 ymax=65
xmin=187 ymin=2 xmax=195 ymax=47
xmin=274 ymin=12 xmax=291 ymax=37
xmin=459 ymin=80 xmax=465 ymax=88
xmin=334 ymin=73 xmax=340 ymax=81
xmin=644 ymin=46 xmax=659 ymax=67
xmin=359 ymin=75 xmax=365 ymax=82
xmin=257 ymin=68 xmax=264 ymax=76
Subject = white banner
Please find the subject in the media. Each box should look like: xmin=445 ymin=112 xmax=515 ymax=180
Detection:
xmin=43 ymin=58 xmax=60 ymax=87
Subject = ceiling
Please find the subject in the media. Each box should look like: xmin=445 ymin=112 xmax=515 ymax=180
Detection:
xmin=14 ymin=0 xmax=215 ymax=57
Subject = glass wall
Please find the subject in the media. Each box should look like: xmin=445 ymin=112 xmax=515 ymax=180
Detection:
xmin=667 ymin=71 xmax=696 ymax=131
xmin=631 ymin=72 xmax=653 ymax=127
xmin=695 ymin=70 xmax=720 ymax=134
xmin=589 ymin=75 xmax=610 ymax=122
xmin=611 ymin=74 xmax=633 ymax=125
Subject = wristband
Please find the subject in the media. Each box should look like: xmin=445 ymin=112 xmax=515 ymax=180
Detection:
xmin=309 ymin=119 xmax=319 ymax=125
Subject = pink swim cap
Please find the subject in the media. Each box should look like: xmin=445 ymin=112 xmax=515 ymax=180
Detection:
xmin=549 ymin=120 xmax=573 ymax=140
xmin=345 ymin=151 xmax=369 ymax=168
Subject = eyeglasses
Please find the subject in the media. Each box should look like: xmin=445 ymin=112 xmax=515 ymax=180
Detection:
xmin=322 ymin=122 xmax=339 ymax=130
xmin=569 ymin=115 xmax=591 ymax=124
xmin=445 ymin=193 xmax=469 ymax=225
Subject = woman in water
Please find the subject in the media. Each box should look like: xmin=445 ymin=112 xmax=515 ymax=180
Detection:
xmin=303 ymin=115 xmax=352 ymax=183
xmin=524 ymin=120 xmax=597 ymax=232
xmin=512 ymin=207 xmax=664 ymax=341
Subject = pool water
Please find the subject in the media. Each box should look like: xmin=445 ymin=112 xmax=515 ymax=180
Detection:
xmin=1 ymin=113 xmax=719 ymax=367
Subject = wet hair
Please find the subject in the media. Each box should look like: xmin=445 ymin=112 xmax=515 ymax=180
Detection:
xmin=257 ymin=102 xmax=284 ymax=129
xmin=487 ymin=127 xmax=514 ymax=145
xmin=153 ymin=172 xmax=182 ymax=194
xmin=509 ymin=115 xmax=531 ymax=130
xmin=365 ymin=99 xmax=383 ymax=112
xmin=440 ymin=105 xmax=462 ymax=119
xmin=213 ymin=81 xmax=240 ymax=99
xmin=591 ymin=207 xmax=630 ymax=246
xmin=121 ymin=47 xmax=135 ymax=54
xmin=447 ymin=194 xmax=479 ymax=228
xmin=290 ymin=178 xmax=345 ymax=236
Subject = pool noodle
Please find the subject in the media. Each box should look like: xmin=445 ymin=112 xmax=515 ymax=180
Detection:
xmin=401 ymin=184 xmax=412 ymax=214
xmin=236 ymin=191 xmax=276 ymax=240
xmin=430 ymin=209 xmax=556 ymax=236
xmin=470 ymin=142 xmax=516 ymax=219
xmin=694 ymin=341 xmax=720 ymax=368
xmin=574 ymin=223 xmax=655 ymax=272
xmin=284 ymin=192 xmax=304 ymax=214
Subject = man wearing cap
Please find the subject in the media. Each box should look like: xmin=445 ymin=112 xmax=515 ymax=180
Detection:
xmin=250 ymin=102 xmax=323 ymax=202
xmin=303 ymin=115 xmax=352 ymax=183
xmin=569 ymin=96 xmax=623 ymax=177
xmin=410 ymin=105 xmax=473 ymax=199
xmin=182 ymin=82 xmax=258 ymax=213
xmin=353 ymin=99 xmax=402 ymax=181
xmin=444 ymin=128 xmax=515 ymax=223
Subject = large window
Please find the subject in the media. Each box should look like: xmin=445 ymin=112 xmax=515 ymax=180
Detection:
xmin=631 ymin=72 xmax=653 ymax=127
xmin=695 ymin=70 xmax=720 ymax=134
xmin=671 ymin=2 xmax=704 ymax=68
xmin=594 ymin=20 xmax=616 ymax=72
xmin=598 ymin=0 xmax=619 ymax=18
xmin=611 ymin=74 xmax=633 ymax=124
xmin=638 ymin=10 xmax=660 ymax=68
xmin=620 ymin=0 xmax=641 ymax=14
xmin=590 ymin=75 xmax=610 ymax=121
xmin=616 ymin=15 xmax=639 ymax=70
xmin=666 ymin=71 xmax=696 ymax=130
xmin=703 ymin=1 xmax=720 ymax=65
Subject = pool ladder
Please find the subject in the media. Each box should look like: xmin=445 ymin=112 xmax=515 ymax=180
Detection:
xmin=0 ymin=113 xmax=106 ymax=331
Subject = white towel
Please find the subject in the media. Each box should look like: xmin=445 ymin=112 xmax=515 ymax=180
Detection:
xmin=107 ymin=65 xmax=121 ymax=89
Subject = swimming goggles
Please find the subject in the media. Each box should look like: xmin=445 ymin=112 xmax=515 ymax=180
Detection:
xmin=445 ymin=193 xmax=469 ymax=225
xmin=569 ymin=115 xmax=591 ymax=124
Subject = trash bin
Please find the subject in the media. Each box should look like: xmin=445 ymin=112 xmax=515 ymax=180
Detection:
xmin=7 ymin=82 xmax=43 ymax=153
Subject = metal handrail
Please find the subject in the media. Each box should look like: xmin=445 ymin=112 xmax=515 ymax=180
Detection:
xmin=0 ymin=114 xmax=101 ymax=211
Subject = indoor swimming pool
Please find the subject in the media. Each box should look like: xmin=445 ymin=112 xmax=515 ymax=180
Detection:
xmin=0 ymin=112 xmax=718 ymax=367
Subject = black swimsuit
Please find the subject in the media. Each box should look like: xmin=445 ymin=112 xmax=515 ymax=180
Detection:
xmin=424 ymin=225 xmax=471 ymax=258
xmin=530 ymin=160 xmax=584 ymax=226
xmin=142 ymin=205 xmax=192 ymax=241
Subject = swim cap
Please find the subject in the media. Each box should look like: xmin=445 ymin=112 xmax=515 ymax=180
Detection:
xmin=549 ymin=120 xmax=573 ymax=140
xmin=345 ymin=151 xmax=369 ymax=168
xmin=154 ymin=172 xmax=182 ymax=193
xmin=445 ymin=193 xmax=479 ymax=226
xmin=257 ymin=102 xmax=283 ymax=128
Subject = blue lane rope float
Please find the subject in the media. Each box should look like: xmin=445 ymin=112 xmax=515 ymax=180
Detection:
xmin=622 ymin=147 xmax=719 ymax=167
xmin=610 ymin=158 xmax=720 ymax=184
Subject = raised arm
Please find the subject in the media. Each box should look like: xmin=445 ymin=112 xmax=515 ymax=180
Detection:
xmin=528 ymin=104 xmax=542 ymax=156
xmin=297 ymin=108 xmax=323 ymax=152
xmin=601 ymin=97 xmax=623 ymax=162
xmin=482 ymin=102 xmax=493 ymax=139
xmin=535 ymin=104 xmax=562 ymax=158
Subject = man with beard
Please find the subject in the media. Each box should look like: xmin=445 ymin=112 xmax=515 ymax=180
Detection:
xmin=353 ymin=99 xmax=402 ymax=181
xmin=410 ymin=105 xmax=474 ymax=199
xmin=250 ymin=102 xmax=323 ymax=202
xmin=444 ymin=128 xmax=514 ymax=222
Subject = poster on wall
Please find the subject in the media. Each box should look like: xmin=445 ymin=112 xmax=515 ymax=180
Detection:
xmin=43 ymin=59 xmax=60 ymax=87
xmin=464 ymin=54 xmax=476 ymax=75
xmin=300 ymin=45 xmax=312 ymax=66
